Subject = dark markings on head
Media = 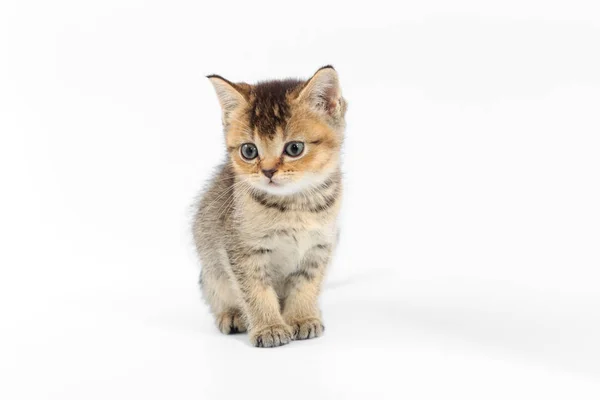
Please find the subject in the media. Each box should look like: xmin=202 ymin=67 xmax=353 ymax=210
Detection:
xmin=247 ymin=79 xmax=303 ymax=139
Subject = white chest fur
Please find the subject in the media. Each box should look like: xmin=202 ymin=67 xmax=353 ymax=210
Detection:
xmin=267 ymin=229 xmax=320 ymax=276
xmin=254 ymin=215 xmax=338 ymax=277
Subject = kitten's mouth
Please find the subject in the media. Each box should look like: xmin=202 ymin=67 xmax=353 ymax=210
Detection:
xmin=266 ymin=179 xmax=283 ymax=187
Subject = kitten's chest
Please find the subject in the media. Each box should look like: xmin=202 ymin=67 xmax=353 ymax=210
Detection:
xmin=264 ymin=228 xmax=327 ymax=275
xmin=269 ymin=230 xmax=312 ymax=269
xmin=250 ymin=213 xmax=336 ymax=273
xmin=236 ymin=189 xmax=340 ymax=272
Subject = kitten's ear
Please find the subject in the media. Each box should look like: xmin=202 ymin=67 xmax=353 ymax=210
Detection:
xmin=207 ymin=75 xmax=249 ymax=125
xmin=297 ymin=66 xmax=342 ymax=116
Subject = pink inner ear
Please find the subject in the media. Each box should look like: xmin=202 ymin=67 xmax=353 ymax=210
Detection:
xmin=325 ymin=99 xmax=337 ymax=114
xmin=322 ymin=84 xmax=339 ymax=114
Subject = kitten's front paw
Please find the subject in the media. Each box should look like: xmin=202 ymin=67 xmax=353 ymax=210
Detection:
xmin=249 ymin=323 xmax=293 ymax=348
xmin=288 ymin=317 xmax=324 ymax=340
xmin=216 ymin=309 xmax=247 ymax=334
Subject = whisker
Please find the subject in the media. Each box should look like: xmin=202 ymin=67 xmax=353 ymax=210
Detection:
xmin=197 ymin=180 xmax=248 ymax=215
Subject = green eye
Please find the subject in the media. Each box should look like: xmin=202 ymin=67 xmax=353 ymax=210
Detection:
xmin=240 ymin=143 xmax=258 ymax=160
xmin=284 ymin=141 xmax=305 ymax=157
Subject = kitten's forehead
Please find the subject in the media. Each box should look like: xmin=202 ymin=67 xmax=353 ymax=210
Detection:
xmin=247 ymin=79 xmax=304 ymax=139
xmin=255 ymin=130 xmax=285 ymax=155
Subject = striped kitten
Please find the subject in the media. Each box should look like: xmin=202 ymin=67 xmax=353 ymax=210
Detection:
xmin=193 ymin=66 xmax=346 ymax=348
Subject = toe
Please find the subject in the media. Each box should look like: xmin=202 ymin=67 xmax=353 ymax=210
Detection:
xmin=217 ymin=313 xmax=233 ymax=334
xmin=292 ymin=318 xmax=324 ymax=340
xmin=251 ymin=324 xmax=292 ymax=348
xmin=216 ymin=309 xmax=246 ymax=335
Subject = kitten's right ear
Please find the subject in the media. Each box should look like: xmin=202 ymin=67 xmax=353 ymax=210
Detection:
xmin=297 ymin=66 xmax=342 ymax=117
xmin=207 ymin=75 xmax=249 ymax=125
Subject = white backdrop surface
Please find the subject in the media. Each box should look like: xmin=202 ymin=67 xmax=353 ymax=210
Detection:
xmin=1 ymin=1 xmax=599 ymax=399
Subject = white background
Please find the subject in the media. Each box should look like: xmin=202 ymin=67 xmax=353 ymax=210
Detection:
xmin=1 ymin=1 xmax=599 ymax=398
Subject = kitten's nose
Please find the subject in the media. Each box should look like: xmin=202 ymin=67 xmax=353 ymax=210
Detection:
xmin=262 ymin=168 xmax=277 ymax=179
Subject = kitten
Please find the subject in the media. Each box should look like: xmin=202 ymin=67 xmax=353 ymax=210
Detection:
xmin=193 ymin=66 xmax=346 ymax=348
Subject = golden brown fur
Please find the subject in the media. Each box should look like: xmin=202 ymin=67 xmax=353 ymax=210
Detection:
xmin=193 ymin=66 xmax=346 ymax=347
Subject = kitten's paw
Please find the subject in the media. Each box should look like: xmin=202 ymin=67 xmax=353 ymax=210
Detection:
xmin=249 ymin=323 xmax=293 ymax=348
xmin=216 ymin=309 xmax=247 ymax=334
xmin=289 ymin=317 xmax=324 ymax=340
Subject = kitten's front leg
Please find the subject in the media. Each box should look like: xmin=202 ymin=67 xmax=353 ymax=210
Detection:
xmin=282 ymin=244 xmax=331 ymax=340
xmin=229 ymin=249 xmax=293 ymax=348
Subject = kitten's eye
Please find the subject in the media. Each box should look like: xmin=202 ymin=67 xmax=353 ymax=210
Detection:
xmin=284 ymin=141 xmax=305 ymax=157
xmin=240 ymin=143 xmax=258 ymax=160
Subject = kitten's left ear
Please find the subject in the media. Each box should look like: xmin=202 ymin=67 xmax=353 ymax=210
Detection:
xmin=297 ymin=66 xmax=343 ymax=117
xmin=207 ymin=74 xmax=250 ymax=126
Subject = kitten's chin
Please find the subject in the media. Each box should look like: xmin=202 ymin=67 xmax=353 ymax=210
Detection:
xmin=255 ymin=181 xmax=306 ymax=196
xmin=252 ymin=173 xmax=327 ymax=197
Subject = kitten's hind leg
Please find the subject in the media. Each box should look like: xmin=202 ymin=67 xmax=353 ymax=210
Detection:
xmin=200 ymin=269 xmax=247 ymax=334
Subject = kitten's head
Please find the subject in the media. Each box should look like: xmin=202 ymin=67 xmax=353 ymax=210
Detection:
xmin=208 ymin=66 xmax=346 ymax=196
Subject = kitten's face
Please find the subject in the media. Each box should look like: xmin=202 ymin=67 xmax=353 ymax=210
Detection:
xmin=209 ymin=67 xmax=346 ymax=196
xmin=226 ymin=96 xmax=342 ymax=196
